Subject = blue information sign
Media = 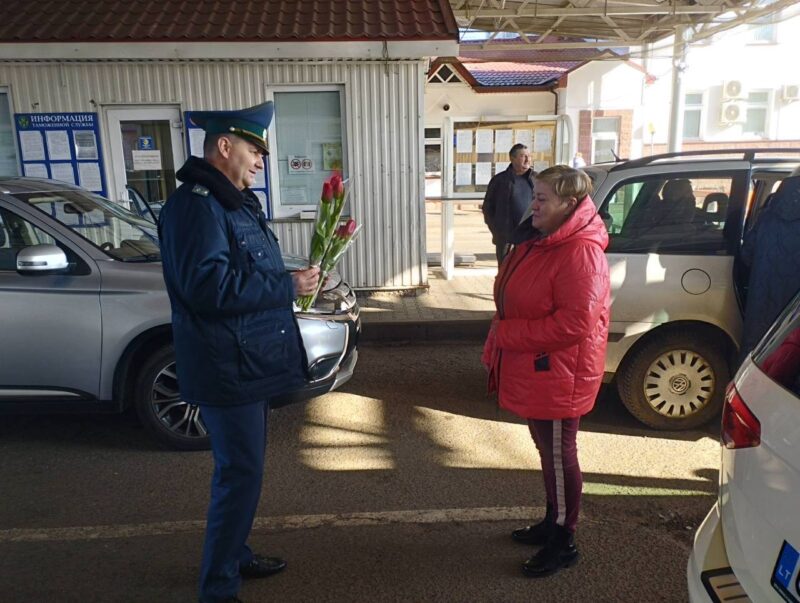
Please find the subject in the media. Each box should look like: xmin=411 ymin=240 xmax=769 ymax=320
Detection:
xmin=14 ymin=112 xmax=107 ymax=197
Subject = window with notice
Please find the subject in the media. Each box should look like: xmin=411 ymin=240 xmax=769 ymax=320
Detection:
xmin=268 ymin=87 xmax=347 ymax=218
xmin=451 ymin=120 xmax=556 ymax=194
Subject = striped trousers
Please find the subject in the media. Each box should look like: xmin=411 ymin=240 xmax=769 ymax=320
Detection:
xmin=528 ymin=417 xmax=582 ymax=534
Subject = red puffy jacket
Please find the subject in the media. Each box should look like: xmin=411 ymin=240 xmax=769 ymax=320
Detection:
xmin=482 ymin=197 xmax=610 ymax=420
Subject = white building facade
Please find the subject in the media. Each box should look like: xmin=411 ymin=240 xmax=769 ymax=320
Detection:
xmin=643 ymin=10 xmax=800 ymax=154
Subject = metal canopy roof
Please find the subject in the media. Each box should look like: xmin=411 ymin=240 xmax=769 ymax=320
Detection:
xmin=450 ymin=0 xmax=800 ymax=49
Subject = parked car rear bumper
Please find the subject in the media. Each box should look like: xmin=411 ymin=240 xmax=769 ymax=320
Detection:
xmin=688 ymin=502 xmax=751 ymax=602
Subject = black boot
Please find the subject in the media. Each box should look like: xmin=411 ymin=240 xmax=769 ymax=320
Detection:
xmin=522 ymin=525 xmax=579 ymax=578
xmin=511 ymin=504 xmax=554 ymax=545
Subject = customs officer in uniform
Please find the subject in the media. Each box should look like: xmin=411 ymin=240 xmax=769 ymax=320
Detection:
xmin=158 ymin=101 xmax=320 ymax=603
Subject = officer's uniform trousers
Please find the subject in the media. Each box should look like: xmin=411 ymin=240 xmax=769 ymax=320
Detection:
xmin=198 ymin=400 xmax=270 ymax=603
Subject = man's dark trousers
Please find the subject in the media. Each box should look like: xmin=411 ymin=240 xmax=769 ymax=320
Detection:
xmin=198 ymin=400 xmax=269 ymax=603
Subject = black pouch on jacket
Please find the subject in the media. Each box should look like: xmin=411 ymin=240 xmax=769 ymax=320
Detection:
xmin=534 ymin=353 xmax=550 ymax=371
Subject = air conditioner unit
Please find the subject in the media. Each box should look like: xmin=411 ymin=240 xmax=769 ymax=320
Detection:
xmin=781 ymin=84 xmax=800 ymax=102
xmin=722 ymin=80 xmax=745 ymax=100
xmin=719 ymin=101 xmax=746 ymax=125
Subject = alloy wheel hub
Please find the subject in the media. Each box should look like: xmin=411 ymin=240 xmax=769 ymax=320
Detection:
xmin=151 ymin=362 xmax=207 ymax=439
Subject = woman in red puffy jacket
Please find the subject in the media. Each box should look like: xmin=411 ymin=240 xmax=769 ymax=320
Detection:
xmin=482 ymin=165 xmax=610 ymax=578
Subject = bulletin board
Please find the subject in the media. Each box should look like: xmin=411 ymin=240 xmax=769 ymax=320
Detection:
xmin=14 ymin=112 xmax=108 ymax=197
xmin=452 ymin=120 xmax=556 ymax=194
xmin=184 ymin=111 xmax=272 ymax=220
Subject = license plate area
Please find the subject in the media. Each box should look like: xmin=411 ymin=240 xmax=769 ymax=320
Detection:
xmin=772 ymin=540 xmax=800 ymax=603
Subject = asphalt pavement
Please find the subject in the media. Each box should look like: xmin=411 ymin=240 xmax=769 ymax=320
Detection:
xmin=0 ymin=342 xmax=719 ymax=602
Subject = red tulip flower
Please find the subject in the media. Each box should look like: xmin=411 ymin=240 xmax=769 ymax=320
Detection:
xmin=321 ymin=181 xmax=333 ymax=203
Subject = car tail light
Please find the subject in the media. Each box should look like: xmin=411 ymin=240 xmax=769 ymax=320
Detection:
xmin=721 ymin=384 xmax=761 ymax=449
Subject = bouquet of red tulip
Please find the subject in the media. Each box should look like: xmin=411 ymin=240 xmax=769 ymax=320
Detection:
xmin=297 ymin=175 xmax=361 ymax=311
xmin=307 ymin=173 xmax=348 ymax=268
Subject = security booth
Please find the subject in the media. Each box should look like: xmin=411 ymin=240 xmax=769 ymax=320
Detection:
xmin=0 ymin=0 xmax=459 ymax=291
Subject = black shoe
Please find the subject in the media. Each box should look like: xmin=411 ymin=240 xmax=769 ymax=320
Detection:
xmin=511 ymin=518 xmax=553 ymax=546
xmin=522 ymin=525 xmax=579 ymax=578
xmin=511 ymin=504 xmax=554 ymax=545
xmin=239 ymin=554 xmax=287 ymax=579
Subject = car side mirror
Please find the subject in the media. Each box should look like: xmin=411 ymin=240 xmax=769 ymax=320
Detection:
xmin=16 ymin=244 xmax=69 ymax=275
xmin=706 ymin=200 xmax=718 ymax=214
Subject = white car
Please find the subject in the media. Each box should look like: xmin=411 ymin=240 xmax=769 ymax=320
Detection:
xmin=582 ymin=149 xmax=799 ymax=430
xmin=687 ymin=292 xmax=800 ymax=602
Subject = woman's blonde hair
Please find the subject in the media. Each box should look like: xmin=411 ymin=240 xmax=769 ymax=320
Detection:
xmin=535 ymin=165 xmax=593 ymax=201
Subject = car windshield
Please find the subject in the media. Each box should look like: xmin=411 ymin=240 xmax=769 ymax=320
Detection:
xmin=17 ymin=189 xmax=160 ymax=262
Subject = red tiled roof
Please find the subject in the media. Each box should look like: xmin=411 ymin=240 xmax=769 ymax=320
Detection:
xmin=0 ymin=0 xmax=459 ymax=44
xmin=447 ymin=38 xmax=629 ymax=88
xmin=459 ymin=58 xmax=581 ymax=87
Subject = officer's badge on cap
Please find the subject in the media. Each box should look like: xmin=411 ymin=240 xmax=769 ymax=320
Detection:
xmin=189 ymin=101 xmax=274 ymax=153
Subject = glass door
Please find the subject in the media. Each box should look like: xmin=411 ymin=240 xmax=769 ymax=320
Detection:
xmin=106 ymin=106 xmax=184 ymax=219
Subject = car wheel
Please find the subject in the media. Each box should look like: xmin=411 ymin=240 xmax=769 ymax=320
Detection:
xmin=617 ymin=330 xmax=729 ymax=430
xmin=133 ymin=345 xmax=211 ymax=451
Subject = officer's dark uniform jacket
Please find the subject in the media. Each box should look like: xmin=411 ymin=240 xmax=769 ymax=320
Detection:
xmin=158 ymin=156 xmax=306 ymax=405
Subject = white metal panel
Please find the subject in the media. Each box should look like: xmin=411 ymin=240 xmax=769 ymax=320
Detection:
xmin=0 ymin=59 xmax=428 ymax=289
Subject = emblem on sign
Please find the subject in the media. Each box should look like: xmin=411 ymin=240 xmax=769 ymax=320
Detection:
xmin=288 ymin=155 xmax=314 ymax=173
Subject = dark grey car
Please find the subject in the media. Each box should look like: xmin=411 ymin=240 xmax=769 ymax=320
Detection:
xmin=0 ymin=177 xmax=360 ymax=450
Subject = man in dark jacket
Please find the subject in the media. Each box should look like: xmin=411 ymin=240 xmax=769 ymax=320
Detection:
xmin=482 ymin=143 xmax=534 ymax=263
xmin=740 ymin=168 xmax=800 ymax=360
xmin=158 ymin=101 xmax=319 ymax=603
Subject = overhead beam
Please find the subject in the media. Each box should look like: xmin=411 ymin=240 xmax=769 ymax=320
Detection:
xmin=453 ymin=6 xmax=726 ymax=18
xmin=463 ymin=41 xmax=634 ymax=49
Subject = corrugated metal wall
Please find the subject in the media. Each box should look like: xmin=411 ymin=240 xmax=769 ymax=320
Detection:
xmin=0 ymin=60 xmax=428 ymax=289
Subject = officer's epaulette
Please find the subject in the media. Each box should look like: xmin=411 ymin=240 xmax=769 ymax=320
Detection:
xmin=191 ymin=184 xmax=210 ymax=197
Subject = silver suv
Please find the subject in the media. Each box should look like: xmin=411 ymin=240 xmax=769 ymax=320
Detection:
xmin=0 ymin=178 xmax=360 ymax=450
xmin=583 ymin=149 xmax=799 ymax=430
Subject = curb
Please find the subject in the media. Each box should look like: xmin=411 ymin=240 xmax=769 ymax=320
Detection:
xmin=359 ymin=319 xmax=491 ymax=343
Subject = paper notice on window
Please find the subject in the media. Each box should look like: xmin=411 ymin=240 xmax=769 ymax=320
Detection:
xmin=534 ymin=161 xmax=551 ymax=173
xmin=20 ymin=131 xmax=46 ymax=161
xmin=73 ymin=131 xmax=98 ymax=160
xmin=131 ymin=150 xmax=163 ymax=171
xmin=45 ymin=130 xmax=72 ymax=161
xmin=50 ymin=163 xmax=76 ymax=184
xmin=495 ymin=129 xmax=513 ymax=153
xmin=78 ymin=162 xmax=103 ymax=191
xmin=475 ymin=162 xmax=492 ymax=185
xmin=189 ymin=128 xmax=205 ymax=158
xmin=282 ymin=187 xmax=308 ymax=204
xmin=456 ymin=130 xmax=472 ymax=153
xmin=455 ymin=162 xmax=472 ymax=186
xmin=253 ymin=169 xmax=266 ymax=190
xmin=23 ymin=163 xmax=48 ymax=178
xmin=475 ymin=130 xmax=494 ymax=154
xmin=515 ymin=129 xmax=533 ymax=148
xmin=534 ymin=129 xmax=553 ymax=153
